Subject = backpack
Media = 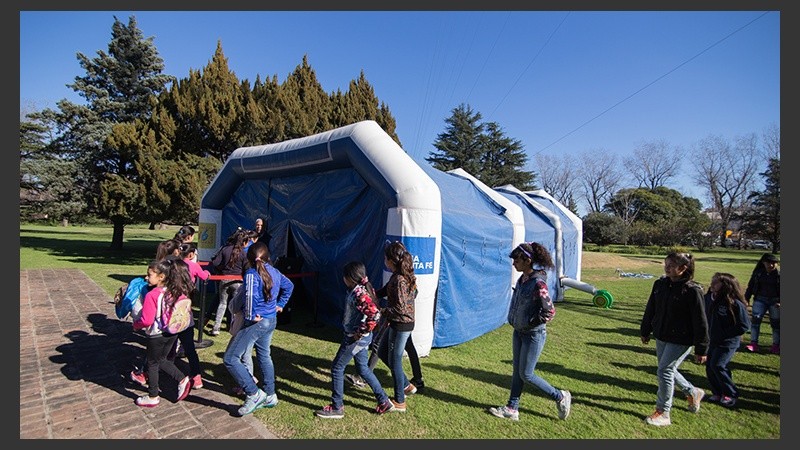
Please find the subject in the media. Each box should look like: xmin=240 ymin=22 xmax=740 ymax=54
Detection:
xmin=114 ymin=277 xmax=149 ymax=320
xmin=160 ymin=293 xmax=194 ymax=335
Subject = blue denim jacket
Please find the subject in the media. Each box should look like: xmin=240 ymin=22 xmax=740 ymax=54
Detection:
xmin=507 ymin=270 xmax=552 ymax=332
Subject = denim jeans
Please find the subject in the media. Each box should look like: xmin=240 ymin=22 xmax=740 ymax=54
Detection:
xmin=507 ymin=326 xmax=560 ymax=410
xmin=750 ymin=296 xmax=780 ymax=345
xmin=330 ymin=333 xmax=389 ymax=409
xmin=223 ymin=316 xmax=277 ymax=397
xmin=705 ymin=340 xmax=741 ymax=398
xmin=654 ymin=339 xmax=695 ymax=413
xmin=386 ymin=327 xmax=412 ymax=403
xmin=214 ymin=280 xmax=241 ymax=333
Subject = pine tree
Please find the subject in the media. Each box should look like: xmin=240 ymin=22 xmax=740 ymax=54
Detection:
xmin=278 ymin=55 xmax=332 ymax=139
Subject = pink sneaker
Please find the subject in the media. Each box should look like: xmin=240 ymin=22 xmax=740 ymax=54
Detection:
xmin=745 ymin=342 xmax=759 ymax=353
xmin=770 ymin=344 xmax=780 ymax=355
xmin=130 ymin=370 xmax=148 ymax=387
xmin=192 ymin=374 xmax=203 ymax=389
xmin=177 ymin=376 xmax=192 ymax=402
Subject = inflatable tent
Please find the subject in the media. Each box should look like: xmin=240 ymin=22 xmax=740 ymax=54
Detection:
xmin=197 ymin=120 xmax=580 ymax=355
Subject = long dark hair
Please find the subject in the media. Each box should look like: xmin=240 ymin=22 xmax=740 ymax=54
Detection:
xmin=509 ymin=242 xmax=555 ymax=270
xmin=150 ymin=256 xmax=194 ymax=312
xmin=384 ymin=241 xmax=416 ymax=291
xmin=343 ymin=261 xmax=377 ymax=300
xmin=710 ymin=272 xmax=747 ymax=326
xmin=174 ymin=225 xmax=196 ymax=243
xmin=246 ymin=241 xmax=274 ymax=299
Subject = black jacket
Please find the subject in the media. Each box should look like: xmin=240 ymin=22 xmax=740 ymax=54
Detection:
xmin=640 ymin=276 xmax=709 ymax=356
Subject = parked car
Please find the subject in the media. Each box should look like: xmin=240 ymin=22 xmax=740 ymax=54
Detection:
xmin=752 ymin=240 xmax=772 ymax=250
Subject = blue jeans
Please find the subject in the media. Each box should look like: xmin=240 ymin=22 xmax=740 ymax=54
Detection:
xmin=223 ymin=316 xmax=277 ymax=397
xmin=386 ymin=327 xmax=412 ymax=403
xmin=654 ymin=339 xmax=696 ymax=413
xmin=750 ymin=296 xmax=780 ymax=345
xmin=507 ymin=326 xmax=561 ymax=410
xmin=705 ymin=340 xmax=740 ymax=398
xmin=330 ymin=333 xmax=389 ymax=409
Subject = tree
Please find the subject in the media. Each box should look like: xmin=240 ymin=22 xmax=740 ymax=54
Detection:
xmin=478 ymin=122 xmax=533 ymax=189
xmin=582 ymin=211 xmax=625 ymax=246
xmin=693 ymin=133 xmax=760 ymax=246
xmin=427 ymin=104 xmax=534 ymax=189
xmin=623 ymin=138 xmax=683 ymax=189
xmin=577 ymin=150 xmax=623 ymax=214
xmin=533 ymin=153 xmax=579 ymax=214
xmin=277 ymin=55 xmax=332 ymax=139
xmin=741 ymin=157 xmax=780 ymax=252
xmin=40 ymin=16 xmax=174 ymax=248
xmin=426 ymin=103 xmax=485 ymax=175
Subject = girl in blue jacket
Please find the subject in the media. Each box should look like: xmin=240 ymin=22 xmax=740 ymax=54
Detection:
xmin=704 ymin=272 xmax=751 ymax=408
xmin=222 ymin=241 xmax=293 ymax=417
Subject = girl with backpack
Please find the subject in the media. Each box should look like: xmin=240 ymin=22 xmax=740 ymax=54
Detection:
xmin=488 ymin=242 xmax=571 ymax=422
xmin=132 ymin=256 xmax=195 ymax=407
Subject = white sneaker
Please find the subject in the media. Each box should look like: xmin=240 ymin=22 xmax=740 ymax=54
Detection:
xmin=688 ymin=388 xmax=705 ymax=413
xmin=557 ymin=390 xmax=572 ymax=419
xmin=488 ymin=405 xmax=519 ymax=421
xmin=645 ymin=410 xmax=671 ymax=426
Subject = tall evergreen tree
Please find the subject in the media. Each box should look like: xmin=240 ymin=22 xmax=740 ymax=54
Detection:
xmin=427 ymin=103 xmax=485 ymax=175
xmin=427 ymin=104 xmax=534 ymax=188
xmin=47 ymin=15 xmax=174 ymax=249
xmin=278 ymin=55 xmax=332 ymax=139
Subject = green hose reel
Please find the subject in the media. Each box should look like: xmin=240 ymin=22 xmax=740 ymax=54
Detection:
xmin=592 ymin=289 xmax=614 ymax=308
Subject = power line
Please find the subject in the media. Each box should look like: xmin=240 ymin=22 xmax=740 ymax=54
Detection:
xmin=534 ymin=10 xmax=773 ymax=155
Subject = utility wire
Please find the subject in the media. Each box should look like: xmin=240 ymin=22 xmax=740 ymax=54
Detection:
xmin=535 ymin=10 xmax=772 ymax=154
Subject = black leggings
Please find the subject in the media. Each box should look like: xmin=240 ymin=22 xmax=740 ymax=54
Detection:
xmin=369 ymin=320 xmax=423 ymax=382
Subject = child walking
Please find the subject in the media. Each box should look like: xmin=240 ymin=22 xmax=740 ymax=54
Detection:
xmin=640 ymin=251 xmax=709 ymax=426
xmin=488 ymin=242 xmax=571 ymax=421
xmin=132 ymin=256 xmax=195 ymax=407
xmin=744 ymin=253 xmax=780 ymax=354
xmin=704 ymin=272 xmax=751 ymax=408
xmin=177 ymin=243 xmax=211 ymax=389
xmin=374 ymin=241 xmax=418 ymax=412
xmin=222 ymin=241 xmax=294 ymax=417
xmin=315 ymin=261 xmax=395 ymax=418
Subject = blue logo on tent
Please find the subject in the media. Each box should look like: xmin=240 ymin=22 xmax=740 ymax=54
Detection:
xmin=386 ymin=235 xmax=436 ymax=275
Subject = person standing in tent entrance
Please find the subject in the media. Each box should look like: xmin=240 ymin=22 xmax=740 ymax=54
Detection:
xmin=640 ymin=251 xmax=709 ymax=427
xmin=374 ymin=241 xmax=418 ymax=412
xmin=488 ymin=242 xmax=572 ymax=422
xmin=254 ymin=217 xmax=272 ymax=248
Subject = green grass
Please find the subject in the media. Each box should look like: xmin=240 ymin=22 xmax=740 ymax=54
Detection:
xmin=20 ymin=224 xmax=780 ymax=439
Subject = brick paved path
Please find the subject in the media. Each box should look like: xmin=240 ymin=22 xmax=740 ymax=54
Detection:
xmin=19 ymin=268 xmax=279 ymax=439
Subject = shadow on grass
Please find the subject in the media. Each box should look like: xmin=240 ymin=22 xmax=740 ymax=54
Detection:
xmin=21 ymin=235 xmax=158 ymax=267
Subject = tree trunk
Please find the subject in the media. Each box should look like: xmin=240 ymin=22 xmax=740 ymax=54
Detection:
xmin=110 ymin=219 xmax=125 ymax=250
xmin=61 ymin=218 xmax=69 ymax=227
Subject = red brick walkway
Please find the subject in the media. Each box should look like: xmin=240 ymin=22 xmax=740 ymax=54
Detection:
xmin=19 ymin=268 xmax=279 ymax=439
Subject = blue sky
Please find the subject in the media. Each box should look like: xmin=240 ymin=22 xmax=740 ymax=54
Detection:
xmin=19 ymin=10 xmax=780 ymax=211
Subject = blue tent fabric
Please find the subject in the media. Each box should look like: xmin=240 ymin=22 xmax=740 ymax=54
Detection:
xmin=422 ymin=166 xmax=515 ymax=348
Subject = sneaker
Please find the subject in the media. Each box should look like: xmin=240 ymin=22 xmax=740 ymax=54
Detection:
xmin=707 ymin=394 xmax=721 ymax=403
xmin=314 ymin=404 xmax=344 ymax=419
xmin=135 ymin=395 xmax=160 ymax=407
xmin=345 ymin=373 xmax=366 ymax=389
xmin=410 ymin=377 xmax=425 ymax=393
xmin=557 ymin=390 xmax=572 ymax=419
xmin=404 ymin=382 xmax=418 ymax=395
xmin=210 ymin=329 xmax=221 ymax=336
xmin=687 ymin=388 xmax=705 ymax=413
xmin=237 ymin=389 xmax=268 ymax=416
xmin=770 ymin=344 xmax=780 ymax=355
xmin=745 ymin=342 xmax=759 ymax=353
xmin=375 ymin=399 xmax=395 ymax=415
xmin=177 ymin=376 xmax=192 ymax=402
xmin=130 ymin=370 xmax=148 ymax=387
xmin=192 ymin=374 xmax=203 ymax=390
xmin=264 ymin=393 xmax=279 ymax=408
xmin=390 ymin=399 xmax=407 ymax=412
xmin=645 ymin=410 xmax=671 ymax=426
xmin=720 ymin=396 xmax=737 ymax=408
xmin=488 ymin=405 xmax=519 ymax=421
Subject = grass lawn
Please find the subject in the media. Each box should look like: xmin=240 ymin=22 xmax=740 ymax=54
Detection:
xmin=19 ymin=224 xmax=781 ymax=439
